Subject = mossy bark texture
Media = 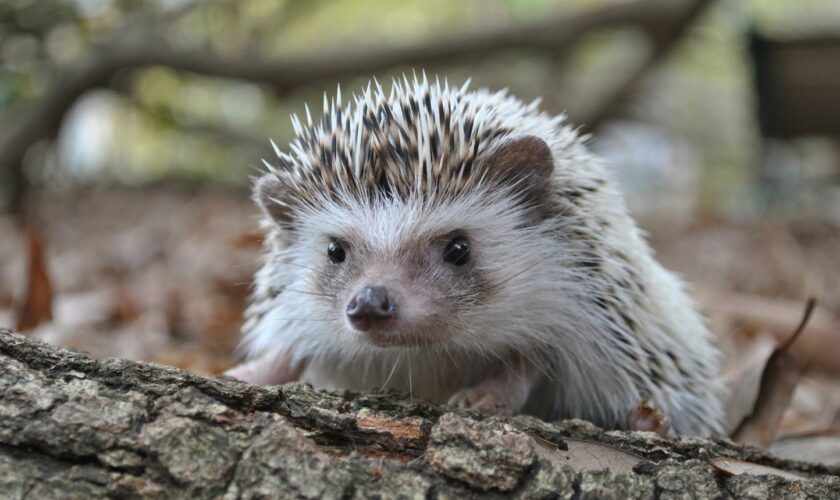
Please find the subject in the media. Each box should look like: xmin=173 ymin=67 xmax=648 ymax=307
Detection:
xmin=1 ymin=329 xmax=838 ymax=499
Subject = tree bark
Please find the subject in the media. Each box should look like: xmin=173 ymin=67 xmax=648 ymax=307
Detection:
xmin=1 ymin=328 xmax=837 ymax=499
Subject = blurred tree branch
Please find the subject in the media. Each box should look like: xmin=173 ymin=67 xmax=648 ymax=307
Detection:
xmin=582 ymin=0 xmax=713 ymax=129
xmin=116 ymin=91 xmax=270 ymax=153
xmin=0 ymin=0 xmax=712 ymax=213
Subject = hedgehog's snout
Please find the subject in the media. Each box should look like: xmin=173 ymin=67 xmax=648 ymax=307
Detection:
xmin=345 ymin=285 xmax=397 ymax=332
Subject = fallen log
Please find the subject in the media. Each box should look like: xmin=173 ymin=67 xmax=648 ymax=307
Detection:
xmin=1 ymin=328 xmax=838 ymax=498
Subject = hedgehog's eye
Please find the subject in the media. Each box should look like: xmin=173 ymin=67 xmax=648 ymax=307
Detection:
xmin=443 ymin=237 xmax=470 ymax=266
xmin=327 ymin=239 xmax=347 ymax=263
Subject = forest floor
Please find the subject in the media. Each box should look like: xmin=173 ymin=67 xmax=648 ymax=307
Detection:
xmin=1 ymin=186 xmax=838 ymax=466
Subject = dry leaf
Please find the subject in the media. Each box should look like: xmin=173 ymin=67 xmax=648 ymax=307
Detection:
xmin=110 ymin=285 xmax=141 ymax=324
xmin=770 ymin=433 xmax=840 ymax=467
xmin=15 ymin=230 xmax=53 ymax=332
xmin=721 ymin=335 xmax=777 ymax=435
xmin=779 ymin=374 xmax=840 ymax=435
xmin=731 ymin=300 xmax=815 ymax=448
xmin=710 ymin=457 xmax=807 ymax=481
xmin=531 ymin=436 xmax=642 ymax=472
xmin=698 ymin=289 xmax=840 ymax=373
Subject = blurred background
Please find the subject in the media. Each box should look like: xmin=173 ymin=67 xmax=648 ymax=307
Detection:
xmin=0 ymin=0 xmax=838 ymax=461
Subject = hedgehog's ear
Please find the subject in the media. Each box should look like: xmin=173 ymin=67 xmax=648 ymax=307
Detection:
xmin=483 ymin=135 xmax=554 ymax=200
xmin=255 ymin=173 xmax=293 ymax=225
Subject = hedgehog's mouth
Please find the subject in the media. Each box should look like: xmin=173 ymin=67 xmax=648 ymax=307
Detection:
xmin=345 ymin=313 xmax=450 ymax=348
xmin=360 ymin=328 xmax=448 ymax=348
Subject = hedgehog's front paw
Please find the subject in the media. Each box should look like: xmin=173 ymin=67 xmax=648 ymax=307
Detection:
xmin=222 ymin=353 xmax=305 ymax=386
xmin=448 ymin=357 xmax=538 ymax=416
xmin=448 ymin=388 xmax=516 ymax=416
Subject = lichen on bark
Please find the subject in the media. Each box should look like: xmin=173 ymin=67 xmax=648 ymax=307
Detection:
xmin=0 ymin=329 xmax=838 ymax=499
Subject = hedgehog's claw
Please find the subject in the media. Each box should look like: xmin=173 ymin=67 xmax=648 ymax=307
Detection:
xmin=628 ymin=400 xmax=672 ymax=437
xmin=448 ymin=388 xmax=514 ymax=416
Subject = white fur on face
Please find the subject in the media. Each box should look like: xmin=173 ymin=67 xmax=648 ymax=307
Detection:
xmin=250 ymin=180 xmax=638 ymax=398
xmin=286 ymin=185 xmax=566 ymax=348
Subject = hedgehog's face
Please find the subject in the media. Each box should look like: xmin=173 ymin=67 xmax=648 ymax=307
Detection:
xmin=314 ymin=231 xmax=475 ymax=347
xmin=256 ymin=135 xmax=557 ymax=349
xmin=284 ymin=195 xmax=515 ymax=348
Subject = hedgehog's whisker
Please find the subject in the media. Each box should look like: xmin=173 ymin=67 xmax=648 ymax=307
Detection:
xmin=441 ymin=319 xmax=553 ymax=382
xmin=488 ymin=260 xmax=548 ymax=289
xmin=283 ymin=288 xmax=336 ymax=298
xmin=382 ymin=352 xmax=402 ymax=389
xmin=291 ymin=243 xmax=335 ymax=256
xmin=262 ymin=318 xmax=336 ymax=323
xmin=276 ymin=261 xmax=331 ymax=277
xmin=407 ymin=350 xmax=414 ymax=400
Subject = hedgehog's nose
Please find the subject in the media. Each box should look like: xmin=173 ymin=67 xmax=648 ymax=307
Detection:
xmin=346 ymin=286 xmax=396 ymax=331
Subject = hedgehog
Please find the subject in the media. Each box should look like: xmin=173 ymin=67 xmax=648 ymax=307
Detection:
xmin=226 ymin=74 xmax=724 ymax=436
